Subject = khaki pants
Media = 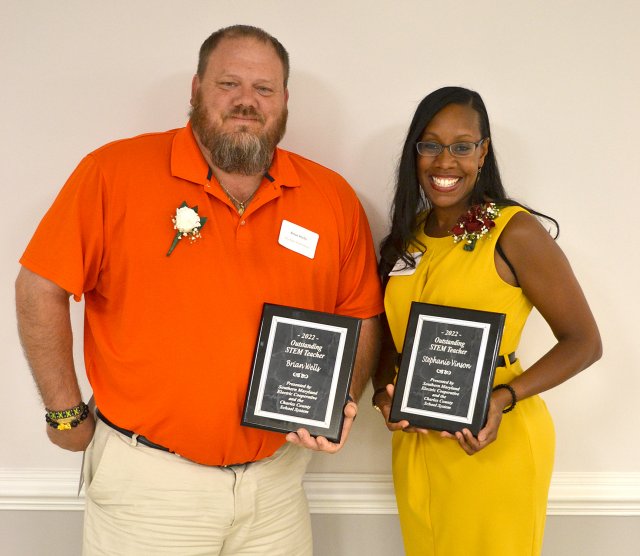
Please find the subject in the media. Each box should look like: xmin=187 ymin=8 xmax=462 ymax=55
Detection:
xmin=82 ymin=419 xmax=313 ymax=555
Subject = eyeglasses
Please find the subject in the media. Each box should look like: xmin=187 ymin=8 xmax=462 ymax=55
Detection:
xmin=416 ymin=138 xmax=487 ymax=158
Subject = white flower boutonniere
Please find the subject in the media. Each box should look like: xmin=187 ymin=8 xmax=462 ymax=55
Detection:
xmin=166 ymin=201 xmax=207 ymax=256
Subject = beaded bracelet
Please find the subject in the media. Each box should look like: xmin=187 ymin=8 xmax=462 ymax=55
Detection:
xmin=493 ymin=384 xmax=517 ymax=413
xmin=45 ymin=402 xmax=89 ymax=430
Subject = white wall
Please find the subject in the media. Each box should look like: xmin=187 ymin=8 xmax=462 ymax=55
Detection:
xmin=2 ymin=0 xmax=639 ymax=554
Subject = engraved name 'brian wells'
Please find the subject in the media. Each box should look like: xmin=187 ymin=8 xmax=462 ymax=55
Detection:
xmin=284 ymin=339 xmax=325 ymax=376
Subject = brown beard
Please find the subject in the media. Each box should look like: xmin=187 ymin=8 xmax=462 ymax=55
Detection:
xmin=190 ymin=93 xmax=287 ymax=175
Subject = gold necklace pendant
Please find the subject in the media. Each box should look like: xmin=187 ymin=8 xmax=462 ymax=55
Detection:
xmin=216 ymin=178 xmax=258 ymax=216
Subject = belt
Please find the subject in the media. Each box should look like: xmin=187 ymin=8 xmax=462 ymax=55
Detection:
xmin=96 ymin=409 xmax=253 ymax=467
xmin=497 ymin=352 xmax=517 ymax=367
xmin=96 ymin=409 xmax=172 ymax=453
xmin=396 ymin=351 xmax=516 ymax=367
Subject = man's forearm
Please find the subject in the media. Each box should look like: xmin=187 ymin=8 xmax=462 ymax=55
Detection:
xmin=15 ymin=267 xmax=82 ymax=409
xmin=349 ymin=315 xmax=382 ymax=401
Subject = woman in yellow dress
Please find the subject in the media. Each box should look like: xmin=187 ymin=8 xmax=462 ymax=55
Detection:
xmin=373 ymin=87 xmax=602 ymax=555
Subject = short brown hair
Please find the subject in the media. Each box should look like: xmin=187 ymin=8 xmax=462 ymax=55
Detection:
xmin=197 ymin=25 xmax=290 ymax=86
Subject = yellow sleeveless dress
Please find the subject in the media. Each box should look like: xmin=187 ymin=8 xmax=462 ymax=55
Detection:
xmin=385 ymin=206 xmax=555 ymax=556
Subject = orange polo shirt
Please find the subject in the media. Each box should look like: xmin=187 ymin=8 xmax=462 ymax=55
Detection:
xmin=21 ymin=123 xmax=383 ymax=465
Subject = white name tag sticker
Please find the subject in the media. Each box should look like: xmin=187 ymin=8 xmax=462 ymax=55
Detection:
xmin=388 ymin=252 xmax=423 ymax=276
xmin=278 ymin=220 xmax=319 ymax=259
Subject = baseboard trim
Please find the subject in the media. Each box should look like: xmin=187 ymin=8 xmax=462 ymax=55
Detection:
xmin=2 ymin=469 xmax=639 ymax=516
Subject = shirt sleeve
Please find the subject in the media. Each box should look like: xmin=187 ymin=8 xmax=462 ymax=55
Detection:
xmin=334 ymin=186 xmax=384 ymax=318
xmin=19 ymin=154 xmax=106 ymax=301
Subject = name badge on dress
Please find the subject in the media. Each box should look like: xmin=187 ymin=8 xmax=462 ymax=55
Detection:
xmin=278 ymin=220 xmax=319 ymax=259
xmin=388 ymin=252 xmax=423 ymax=276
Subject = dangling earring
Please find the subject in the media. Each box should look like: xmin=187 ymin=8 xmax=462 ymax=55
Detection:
xmin=474 ymin=166 xmax=482 ymax=187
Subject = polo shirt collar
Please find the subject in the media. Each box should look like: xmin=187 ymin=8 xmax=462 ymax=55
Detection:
xmin=171 ymin=122 xmax=209 ymax=185
xmin=171 ymin=121 xmax=302 ymax=190
xmin=264 ymin=148 xmax=301 ymax=190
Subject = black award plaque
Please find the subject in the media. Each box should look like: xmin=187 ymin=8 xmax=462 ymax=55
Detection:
xmin=242 ymin=304 xmax=361 ymax=443
xmin=389 ymin=302 xmax=505 ymax=436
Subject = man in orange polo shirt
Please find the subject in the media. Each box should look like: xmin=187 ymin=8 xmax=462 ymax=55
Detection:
xmin=16 ymin=25 xmax=382 ymax=555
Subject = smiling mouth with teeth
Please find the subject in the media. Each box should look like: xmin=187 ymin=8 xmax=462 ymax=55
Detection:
xmin=431 ymin=176 xmax=460 ymax=189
